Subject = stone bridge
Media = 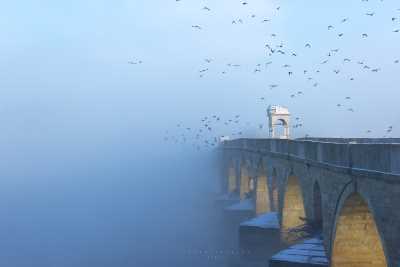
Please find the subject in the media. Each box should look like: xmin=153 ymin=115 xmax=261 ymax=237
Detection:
xmin=218 ymin=138 xmax=400 ymax=267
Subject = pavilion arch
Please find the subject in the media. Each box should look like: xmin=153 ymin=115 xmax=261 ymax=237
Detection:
xmin=255 ymin=160 xmax=270 ymax=215
xmin=273 ymin=119 xmax=289 ymax=139
xmin=281 ymin=171 xmax=306 ymax=243
xmin=331 ymin=192 xmax=388 ymax=267
xmin=268 ymin=105 xmax=290 ymax=139
xmin=239 ymin=160 xmax=251 ymax=200
xmin=313 ymin=181 xmax=323 ymax=233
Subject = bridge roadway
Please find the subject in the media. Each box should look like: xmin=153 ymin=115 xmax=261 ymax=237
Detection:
xmin=218 ymin=138 xmax=400 ymax=267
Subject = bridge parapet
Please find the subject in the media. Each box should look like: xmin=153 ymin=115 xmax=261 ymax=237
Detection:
xmin=222 ymin=138 xmax=400 ymax=175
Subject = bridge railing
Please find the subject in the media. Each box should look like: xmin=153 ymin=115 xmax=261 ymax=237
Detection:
xmin=222 ymin=138 xmax=400 ymax=175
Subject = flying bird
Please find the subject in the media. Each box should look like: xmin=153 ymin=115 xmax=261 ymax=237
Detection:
xmin=128 ymin=60 xmax=142 ymax=65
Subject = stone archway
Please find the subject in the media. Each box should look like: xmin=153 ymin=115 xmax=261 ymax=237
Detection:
xmin=240 ymin=162 xmax=250 ymax=200
xmin=281 ymin=174 xmax=306 ymax=243
xmin=270 ymin=168 xmax=278 ymax=212
xmin=331 ymin=193 xmax=387 ymax=267
xmin=228 ymin=164 xmax=237 ymax=194
xmin=255 ymin=164 xmax=269 ymax=215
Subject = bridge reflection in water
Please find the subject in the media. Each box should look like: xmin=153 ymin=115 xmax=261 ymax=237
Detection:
xmin=217 ymin=138 xmax=400 ymax=267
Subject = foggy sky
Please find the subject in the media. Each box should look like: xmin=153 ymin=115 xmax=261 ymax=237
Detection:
xmin=1 ymin=0 xmax=400 ymax=147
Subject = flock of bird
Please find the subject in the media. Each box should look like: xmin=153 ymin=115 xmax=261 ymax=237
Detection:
xmin=131 ymin=0 xmax=399 ymax=151
xmin=163 ymin=114 xmax=252 ymax=150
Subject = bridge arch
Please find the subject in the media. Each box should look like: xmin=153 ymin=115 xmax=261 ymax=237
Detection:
xmin=331 ymin=192 xmax=388 ymax=267
xmin=281 ymin=171 xmax=306 ymax=243
xmin=270 ymin=167 xmax=278 ymax=212
xmin=227 ymin=160 xmax=237 ymax=194
xmin=239 ymin=159 xmax=251 ymax=200
xmin=255 ymin=160 xmax=269 ymax=214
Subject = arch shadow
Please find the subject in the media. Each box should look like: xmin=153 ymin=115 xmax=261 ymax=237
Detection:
xmin=313 ymin=181 xmax=323 ymax=234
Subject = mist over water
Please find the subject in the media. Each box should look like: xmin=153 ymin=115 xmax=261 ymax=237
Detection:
xmin=0 ymin=133 xmax=224 ymax=267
